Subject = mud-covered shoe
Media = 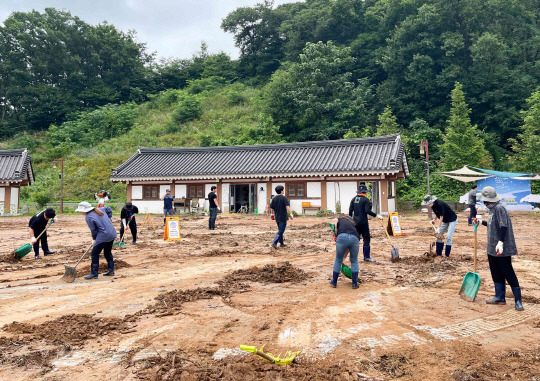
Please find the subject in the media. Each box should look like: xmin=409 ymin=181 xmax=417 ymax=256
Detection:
xmin=103 ymin=271 xmax=115 ymax=276
xmin=44 ymin=251 xmax=55 ymax=256
xmin=271 ymin=243 xmax=278 ymax=249
xmin=35 ymin=255 xmax=41 ymax=259
xmin=84 ymin=274 xmax=98 ymax=280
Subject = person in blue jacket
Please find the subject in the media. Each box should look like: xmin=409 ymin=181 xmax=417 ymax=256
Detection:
xmin=75 ymin=201 xmax=117 ymax=279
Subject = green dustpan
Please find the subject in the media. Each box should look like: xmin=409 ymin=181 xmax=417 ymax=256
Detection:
xmin=329 ymin=222 xmax=358 ymax=280
xmin=13 ymin=220 xmax=54 ymax=260
xmin=459 ymin=219 xmax=481 ymax=301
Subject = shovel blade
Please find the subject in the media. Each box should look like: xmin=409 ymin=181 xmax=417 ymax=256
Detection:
xmin=61 ymin=265 xmax=77 ymax=283
xmin=391 ymin=246 xmax=400 ymax=262
xmin=459 ymin=272 xmax=481 ymax=301
xmin=112 ymin=242 xmax=125 ymax=248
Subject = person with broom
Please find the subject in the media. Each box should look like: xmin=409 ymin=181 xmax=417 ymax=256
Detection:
xmin=28 ymin=208 xmax=57 ymax=259
xmin=120 ymin=202 xmax=139 ymax=244
xmin=329 ymin=216 xmax=360 ymax=289
xmin=75 ymin=201 xmax=117 ymax=279
xmin=478 ymin=186 xmax=523 ymax=311
xmin=348 ymin=184 xmax=383 ymax=262
xmin=421 ymin=195 xmax=457 ymax=257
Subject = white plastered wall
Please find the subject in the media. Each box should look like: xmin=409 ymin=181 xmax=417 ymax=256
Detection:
xmin=222 ymin=183 xmax=230 ymax=213
xmin=307 ymin=182 xmax=321 ymax=198
xmin=326 ymin=181 xmax=357 ymax=213
xmin=131 ymin=185 xmax=143 ymax=200
xmin=175 ymin=184 xmax=187 ymax=199
xmin=0 ymin=187 xmax=4 ymax=215
xmin=131 ymin=201 xmax=163 ymax=214
xmin=257 ymin=182 xmax=266 ymax=214
xmin=10 ymin=187 xmax=19 ymax=214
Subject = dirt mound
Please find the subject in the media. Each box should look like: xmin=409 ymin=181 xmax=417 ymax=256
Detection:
xmin=3 ymin=314 xmax=129 ymax=346
xmin=223 ymin=261 xmax=308 ymax=284
xmin=78 ymin=259 xmax=132 ymax=274
xmin=0 ymin=252 xmax=23 ymax=264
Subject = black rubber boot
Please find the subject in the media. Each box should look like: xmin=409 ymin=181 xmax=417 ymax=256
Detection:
xmin=33 ymin=242 xmax=40 ymax=257
xmin=363 ymin=246 xmax=375 ymax=262
xmin=445 ymin=245 xmax=452 ymax=257
xmin=42 ymin=241 xmax=54 ymax=255
xmin=435 ymin=242 xmax=444 ymax=256
xmin=330 ymin=271 xmax=339 ymax=288
xmin=512 ymin=287 xmax=524 ymax=311
xmin=486 ymin=283 xmax=506 ymax=305
xmin=352 ymin=272 xmax=359 ymax=289
xmin=84 ymin=263 xmax=99 ymax=280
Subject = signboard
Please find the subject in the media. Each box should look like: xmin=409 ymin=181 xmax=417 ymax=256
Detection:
xmin=476 ymin=177 xmax=532 ymax=211
xmin=386 ymin=212 xmax=402 ymax=236
xmin=163 ymin=217 xmax=181 ymax=241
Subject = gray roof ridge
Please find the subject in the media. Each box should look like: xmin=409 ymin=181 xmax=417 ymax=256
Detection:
xmin=0 ymin=148 xmax=27 ymax=155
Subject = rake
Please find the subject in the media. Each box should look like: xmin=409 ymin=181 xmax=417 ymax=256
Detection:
xmin=61 ymin=244 xmax=94 ymax=283
xmin=13 ymin=220 xmax=54 ymax=260
xmin=240 ymin=344 xmax=301 ymax=365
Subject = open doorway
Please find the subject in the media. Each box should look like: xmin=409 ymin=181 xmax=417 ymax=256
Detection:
xmin=358 ymin=181 xmax=380 ymax=214
xmin=229 ymin=184 xmax=257 ymax=213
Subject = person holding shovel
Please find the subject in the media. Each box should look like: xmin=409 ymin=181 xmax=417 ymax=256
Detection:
xmin=28 ymin=208 xmax=57 ymax=259
xmin=348 ymin=184 xmax=383 ymax=262
xmin=270 ymin=185 xmax=293 ymax=249
xmin=75 ymin=201 xmax=117 ymax=279
xmin=120 ymin=202 xmax=139 ymax=244
xmin=421 ymin=195 xmax=457 ymax=257
xmin=330 ymin=216 xmax=360 ymax=289
xmin=478 ymin=186 xmax=523 ymax=311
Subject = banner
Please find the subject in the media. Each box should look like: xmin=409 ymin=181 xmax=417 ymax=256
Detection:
xmin=386 ymin=212 xmax=402 ymax=236
xmin=164 ymin=217 xmax=181 ymax=241
xmin=476 ymin=177 xmax=532 ymax=211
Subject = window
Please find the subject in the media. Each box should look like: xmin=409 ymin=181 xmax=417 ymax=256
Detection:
xmin=188 ymin=185 xmax=204 ymax=198
xmin=387 ymin=180 xmax=395 ymax=198
xmin=287 ymin=182 xmax=306 ymax=198
xmin=143 ymin=185 xmax=159 ymax=200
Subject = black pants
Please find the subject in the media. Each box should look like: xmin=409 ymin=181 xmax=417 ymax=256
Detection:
xmin=120 ymin=219 xmax=137 ymax=242
xmin=487 ymin=255 xmax=519 ymax=288
xmin=33 ymin=231 xmax=50 ymax=255
xmin=90 ymin=240 xmax=114 ymax=275
xmin=209 ymin=207 xmax=218 ymax=229
xmin=468 ymin=205 xmax=477 ymax=224
xmin=355 ymin=221 xmax=371 ymax=247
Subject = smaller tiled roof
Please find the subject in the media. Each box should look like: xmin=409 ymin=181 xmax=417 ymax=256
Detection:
xmin=111 ymin=134 xmax=408 ymax=181
xmin=0 ymin=148 xmax=34 ymax=184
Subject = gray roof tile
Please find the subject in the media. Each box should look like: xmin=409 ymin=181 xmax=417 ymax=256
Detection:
xmin=111 ymin=134 xmax=408 ymax=180
xmin=0 ymin=149 xmax=34 ymax=184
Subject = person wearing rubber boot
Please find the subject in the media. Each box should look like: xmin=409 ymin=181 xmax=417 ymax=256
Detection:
xmin=348 ymin=184 xmax=383 ymax=262
xmin=422 ymin=195 xmax=457 ymax=257
xmin=479 ymin=186 xmax=523 ymax=311
xmin=120 ymin=202 xmax=139 ymax=244
xmin=467 ymin=184 xmax=478 ymax=226
xmin=28 ymin=208 xmax=57 ymax=259
xmin=330 ymin=216 xmax=360 ymax=289
xmin=75 ymin=201 xmax=117 ymax=279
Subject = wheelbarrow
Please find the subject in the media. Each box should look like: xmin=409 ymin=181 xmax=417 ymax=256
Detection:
xmin=240 ymin=344 xmax=301 ymax=365
xmin=459 ymin=219 xmax=481 ymax=301
xmin=13 ymin=220 xmax=54 ymax=260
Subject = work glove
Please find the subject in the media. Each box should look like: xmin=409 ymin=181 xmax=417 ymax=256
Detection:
xmin=31 ymin=237 xmax=37 ymax=244
xmin=496 ymin=241 xmax=504 ymax=256
xmin=122 ymin=219 xmax=127 ymax=229
xmin=92 ymin=239 xmax=96 ymax=246
xmin=376 ymin=214 xmax=383 ymax=220
xmin=52 ymin=217 xmax=58 ymax=223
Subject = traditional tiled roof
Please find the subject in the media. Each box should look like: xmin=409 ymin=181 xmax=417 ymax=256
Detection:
xmin=111 ymin=134 xmax=408 ymax=181
xmin=0 ymin=148 xmax=34 ymax=184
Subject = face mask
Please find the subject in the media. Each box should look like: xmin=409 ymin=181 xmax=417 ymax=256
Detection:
xmin=485 ymin=202 xmax=495 ymax=209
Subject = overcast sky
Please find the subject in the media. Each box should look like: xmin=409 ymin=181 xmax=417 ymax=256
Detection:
xmin=0 ymin=0 xmax=300 ymax=60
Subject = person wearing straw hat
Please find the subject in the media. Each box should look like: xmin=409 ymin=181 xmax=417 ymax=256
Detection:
xmin=28 ymin=208 xmax=57 ymax=259
xmin=348 ymin=184 xmax=383 ymax=262
xmin=421 ymin=194 xmax=457 ymax=257
xmin=478 ymin=186 xmax=523 ymax=310
xmin=75 ymin=201 xmax=117 ymax=279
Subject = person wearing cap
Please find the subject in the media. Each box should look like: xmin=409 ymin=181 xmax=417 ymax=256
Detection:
xmin=348 ymin=184 xmax=383 ymax=262
xmin=467 ymin=184 xmax=478 ymax=226
xmin=120 ymin=202 xmax=139 ymax=244
xmin=75 ymin=201 xmax=117 ymax=279
xmin=330 ymin=216 xmax=360 ymax=288
xmin=161 ymin=189 xmax=174 ymax=226
xmin=28 ymin=208 xmax=57 ymax=259
xmin=421 ymin=195 xmax=457 ymax=257
xmin=478 ymin=186 xmax=523 ymax=310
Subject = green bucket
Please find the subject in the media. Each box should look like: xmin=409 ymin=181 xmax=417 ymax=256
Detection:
xmin=14 ymin=243 xmax=33 ymax=260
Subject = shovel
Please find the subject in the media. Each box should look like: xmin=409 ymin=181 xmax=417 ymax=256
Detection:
xmin=61 ymin=244 xmax=93 ymax=283
xmin=13 ymin=220 xmax=54 ymax=260
xmin=381 ymin=219 xmax=399 ymax=262
xmin=430 ymin=220 xmax=444 ymax=240
xmin=113 ymin=217 xmax=132 ymax=248
xmin=329 ymin=222 xmax=353 ymax=278
xmin=240 ymin=344 xmax=301 ymax=365
xmin=459 ymin=219 xmax=481 ymax=301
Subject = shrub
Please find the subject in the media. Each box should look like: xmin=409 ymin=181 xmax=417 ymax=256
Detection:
xmin=172 ymin=96 xmax=202 ymax=125
xmin=33 ymin=191 xmax=52 ymax=208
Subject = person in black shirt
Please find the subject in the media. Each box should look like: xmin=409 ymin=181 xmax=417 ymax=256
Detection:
xmin=330 ymin=216 xmax=361 ymax=288
xmin=208 ymin=186 xmax=221 ymax=230
xmin=28 ymin=208 xmax=57 ymax=259
xmin=422 ymin=195 xmax=458 ymax=257
xmin=120 ymin=202 xmax=139 ymax=244
xmin=348 ymin=184 xmax=383 ymax=262
xmin=270 ymin=185 xmax=293 ymax=249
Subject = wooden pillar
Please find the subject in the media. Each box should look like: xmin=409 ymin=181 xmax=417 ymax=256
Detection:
xmin=321 ymin=179 xmax=327 ymax=211
xmin=380 ymin=179 xmax=389 ymax=214
xmin=126 ymin=182 xmax=132 ymax=202
xmin=266 ymin=180 xmax=272 ymax=212
xmin=4 ymin=185 xmax=11 ymax=214
xmin=216 ymin=180 xmax=222 ymax=207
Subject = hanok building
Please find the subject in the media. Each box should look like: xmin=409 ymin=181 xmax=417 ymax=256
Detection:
xmin=0 ymin=149 xmax=35 ymax=215
xmin=110 ymin=134 xmax=409 ymax=215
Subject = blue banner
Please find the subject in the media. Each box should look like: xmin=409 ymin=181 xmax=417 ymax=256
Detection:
xmin=477 ymin=176 xmax=532 ymax=211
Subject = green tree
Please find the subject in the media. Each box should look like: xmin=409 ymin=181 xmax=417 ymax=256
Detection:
xmin=510 ymin=88 xmax=540 ymax=173
xmin=441 ymin=83 xmax=491 ymax=170
xmin=376 ymin=106 xmax=400 ymax=136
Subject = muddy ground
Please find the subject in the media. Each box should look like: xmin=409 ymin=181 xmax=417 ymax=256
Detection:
xmin=0 ymin=211 xmax=539 ymax=380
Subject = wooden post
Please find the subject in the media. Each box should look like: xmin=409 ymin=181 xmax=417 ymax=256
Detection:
xmin=266 ymin=180 xmax=272 ymax=213
xmin=126 ymin=181 xmax=132 ymax=202
xmin=216 ymin=180 xmax=222 ymax=208
xmin=4 ymin=185 xmax=11 ymax=214
xmin=321 ymin=178 xmax=327 ymax=211
xmin=380 ymin=179 xmax=389 ymax=214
